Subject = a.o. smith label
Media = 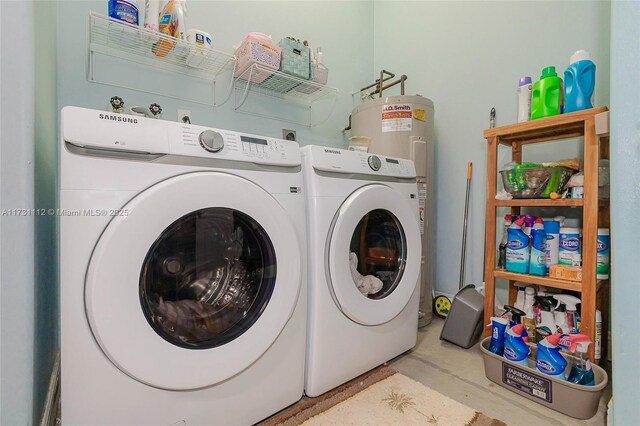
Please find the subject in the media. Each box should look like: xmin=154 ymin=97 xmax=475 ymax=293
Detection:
xmin=502 ymin=363 xmax=552 ymax=403
xmin=381 ymin=104 xmax=412 ymax=132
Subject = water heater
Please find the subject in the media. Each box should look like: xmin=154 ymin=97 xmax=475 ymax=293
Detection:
xmin=350 ymin=95 xmax=435 ymax=328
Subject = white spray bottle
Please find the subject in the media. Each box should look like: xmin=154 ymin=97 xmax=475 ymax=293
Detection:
xmin=553 ymin=294 xmax=581 ymax=334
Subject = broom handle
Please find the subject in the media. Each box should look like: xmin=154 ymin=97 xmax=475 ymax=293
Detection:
xmin=459 ymin=162 xmax=472 ymax=290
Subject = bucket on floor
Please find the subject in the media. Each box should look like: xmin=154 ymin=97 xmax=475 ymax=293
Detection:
xmin=439 ymin=284 xmax=484 ymax=349
xmin=480 ymin=337 xmax=607 ymax=419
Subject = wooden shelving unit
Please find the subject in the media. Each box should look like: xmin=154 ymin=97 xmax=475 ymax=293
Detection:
xmin=483 ymin=107 xmax=610 ymax=363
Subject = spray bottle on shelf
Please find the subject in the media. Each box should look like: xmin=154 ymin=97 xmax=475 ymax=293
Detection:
xmin=506 ymin=217 xmax=530 ymax=274
xmin=498 ymin=214 xmax=513 ymax=269
xmin=553 ymin=294 xmax=581 ymax=333
xmin=566 ymin=334 xmax=595 ymax=385
xmin=517 ymin=77 xmax=533 ymax=123
xmin=536 ymin=334 xmax=568 ymax=378
xmin=554 ymin=303 xmax=571 ymax=334
xmin=534 ymin=296 xmax=558 ymax=341
xmin=530 ymin=218 xmax=547 ymax=276
xmin=489 ymin=317 xmax=509 ymax=356
xmin=514 ymin=282 xmax=527 ymax=311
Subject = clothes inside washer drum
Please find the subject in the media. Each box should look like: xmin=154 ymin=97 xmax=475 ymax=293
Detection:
xmin=349 ymin=252 xmax=383 ymax=295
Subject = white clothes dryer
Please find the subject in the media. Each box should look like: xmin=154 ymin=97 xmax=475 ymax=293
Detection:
xmin=301 ymin=146 xmax=421 ymax=397
xmin=59 ymin=106 xmax=306 ymax=425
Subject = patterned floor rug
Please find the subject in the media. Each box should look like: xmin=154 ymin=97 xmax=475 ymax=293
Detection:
xmin=260 ymin=366 xmax=506 ymax=426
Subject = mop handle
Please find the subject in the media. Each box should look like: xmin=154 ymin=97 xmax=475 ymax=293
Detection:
xmin=459 ymin=161 xmax=472 ymax=290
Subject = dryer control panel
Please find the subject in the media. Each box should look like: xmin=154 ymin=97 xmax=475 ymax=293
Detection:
xmin=304 ymin=145 xmax=416 ymax=178
xmin=61 ymin=106 xmax=300 ymax=167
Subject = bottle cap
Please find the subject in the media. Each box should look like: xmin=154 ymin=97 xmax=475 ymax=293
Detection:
xmin=570 ymin=49 xmax=591 ymax=64
xmin=541 ymin=66 xmax=557 ymax=78
xmin=519 ymin=76 xmax=532 ymax=86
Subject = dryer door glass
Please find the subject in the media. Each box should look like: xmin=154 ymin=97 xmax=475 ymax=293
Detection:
xmin=348 ymin=209 xmax=407 ymax=299
xmin=139 ymin=207 xmax=277 ymax=350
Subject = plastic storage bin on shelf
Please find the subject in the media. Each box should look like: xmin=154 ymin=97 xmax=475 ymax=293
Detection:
xmin=234 ymin=33 xmax=282 ymax=83
xmin=480 ymin=338 xmax=607 ymax=419
xmin=278 ymin=38 xmax=310 ymax=79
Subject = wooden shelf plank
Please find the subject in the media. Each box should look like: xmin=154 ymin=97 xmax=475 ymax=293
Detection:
xmin=494 ymin=199 xmax=584 ymax=207
xmin=483 ymin=107 xmax=608 ymax=144
xmin=493 ymin=270 xmax=584 ymax=292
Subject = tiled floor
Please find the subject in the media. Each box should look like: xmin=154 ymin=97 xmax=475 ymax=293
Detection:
xmin=390 ymin=318 xmax=610 ymax=426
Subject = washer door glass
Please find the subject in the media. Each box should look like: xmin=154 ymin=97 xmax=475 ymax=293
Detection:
xmin=140 ymin=208 xmax=276 ymax=350
xmin=327 ymin=184 xmax=421 ymax=326
xmin=348 ymin=209 xmax=406 ymax=300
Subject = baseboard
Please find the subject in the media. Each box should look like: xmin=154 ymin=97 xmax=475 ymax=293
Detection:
xmin=40 ymin=351 xmax=61 ymax=426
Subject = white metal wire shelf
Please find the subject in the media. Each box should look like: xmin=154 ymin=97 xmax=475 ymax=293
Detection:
xmin=88 ymin=11 xmax=236 ymax=105
xmin=233 ymin=64 xmax=339 ymax=127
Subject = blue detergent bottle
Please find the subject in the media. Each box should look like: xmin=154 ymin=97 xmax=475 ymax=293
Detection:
xmin=536 ymin=334 xmax=568 ymax=379
xmin=564 ymin=50 xmax=596 ymax=113
xmin=506 ymin=217 xmax=530 ymax=274
xmin=529 ymin=218 xmax=547 ymax=276
xmin=504 ymin=324 xmax=530 ymax=367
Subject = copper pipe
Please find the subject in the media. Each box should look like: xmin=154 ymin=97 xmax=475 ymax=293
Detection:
xmin=359 ymin=70 xmax=395 ymax=93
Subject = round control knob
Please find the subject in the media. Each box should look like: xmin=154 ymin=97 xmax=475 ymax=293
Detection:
xmin=368 ymin=155 xmax=382 ymax=171
xmin=199 ymin=130 xmax=224 ymax=153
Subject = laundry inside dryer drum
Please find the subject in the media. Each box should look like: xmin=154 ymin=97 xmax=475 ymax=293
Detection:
xmin=349 ymin=209 xmax=407 ymax=300
xmin=139 ymin=208 xmax=277 ymax=349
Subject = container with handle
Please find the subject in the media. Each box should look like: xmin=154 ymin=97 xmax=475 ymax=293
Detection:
xmin=440 ymin=161 xmax=485 ymax=349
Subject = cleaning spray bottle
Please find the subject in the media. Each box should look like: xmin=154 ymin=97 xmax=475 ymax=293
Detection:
xmin=554 ymin=302 xmax=570 ymax=334
xmin=530 ymin=218 xmax=547 ymax=276
xmin=534 ymin=296 xmax=558 ymax=341
xmin=553 ymin=294 xmax=581 ymax=333
xmin=498 ymin=214 xmax=513 ymax=269
xmin=489 ymin=317 xmax=509 ymax=356
xmin=504 ymin=324 xmax=530 ymax=367
xmin=514 ymin=282 xmax=527 ymax=311
xmin=506 ymin=217 xmax=530 ymax=274
xmin=566 ymin=334 xmax=595 ymax=385
xmin=536 ymin=334 xmax=568 ymax=378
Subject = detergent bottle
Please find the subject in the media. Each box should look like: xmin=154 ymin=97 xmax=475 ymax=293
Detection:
xmin=517 ymin=76 xmax=533 ymax=123
xmin=536 ymin=334 xmax=568 ymax=379
xmin=529 ymin=218 xmax=547 ymax=276
xmin=564 ymin=50 xmax=596 ymax=113
xmin=553 ymin=294 xmax=581 ymax=333
xmin=506 ymin=217 xmax=530 ymax=274
xmin=566 ymin=334 xmax=595 ymax=385
xmin=534 ymin=296 xmax=558 ymax=341
xmin=531 ymin=66 xmax=563 ymax=120
xmin=489 ymin=317 xmax=509 ymax=356
xmin=504 ymin=324 xmax=530 ymax=367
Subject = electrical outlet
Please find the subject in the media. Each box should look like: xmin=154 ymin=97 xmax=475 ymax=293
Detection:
xmin=282 ymin=129 xmax=296 ymax=141
xmin=177 ymin=109 xmax=192 ymax=124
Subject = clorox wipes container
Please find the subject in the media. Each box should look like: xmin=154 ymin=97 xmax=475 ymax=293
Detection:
xmin=559 ymin=227 xmax=582 ymax=267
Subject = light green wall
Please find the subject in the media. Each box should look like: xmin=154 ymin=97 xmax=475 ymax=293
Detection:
xmin=33 ymin=1 xmax=59 ymax=424
xmin=610 ymin=1 xmax=640 ymax=423
xmin=373 ymin=1 xmax=611 ymax=299
xmin=56 ymin=1 xmax=374 ymax=147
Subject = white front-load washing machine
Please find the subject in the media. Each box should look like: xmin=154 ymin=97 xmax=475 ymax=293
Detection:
xmin=59 ymin=106 xmax=306 ymax=425
xmin=301 ymin=146 xmax=421 ymax=397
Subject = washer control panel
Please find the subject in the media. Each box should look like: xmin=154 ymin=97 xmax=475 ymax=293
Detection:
xmin=60 ymin=106 xmax=301 ymax=167
xmin=305 ymin=146 xmax=415 ymax=178
xmin=168 ymin=123 xmax=300 ymax=166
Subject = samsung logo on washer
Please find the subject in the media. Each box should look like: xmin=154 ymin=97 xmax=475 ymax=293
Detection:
xmin=324 ymin=149 xmax=341 ymax=154
xmin=98 ymin=113 xmax=138 ymax=124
